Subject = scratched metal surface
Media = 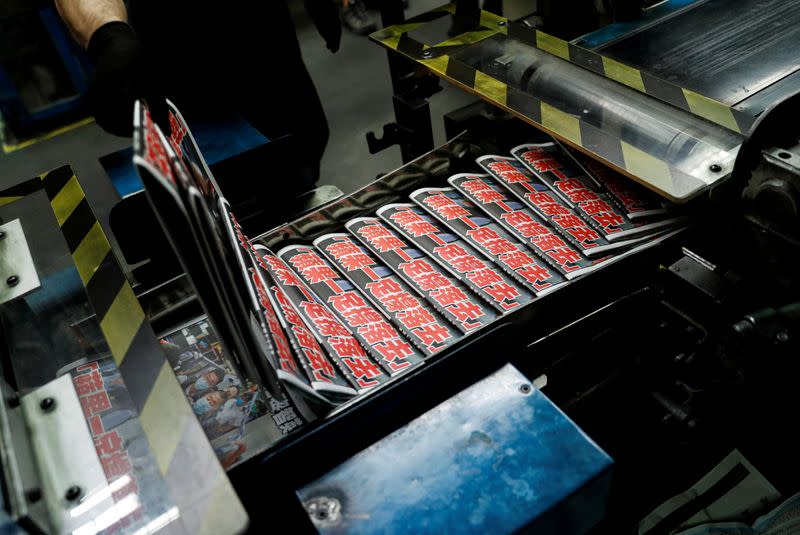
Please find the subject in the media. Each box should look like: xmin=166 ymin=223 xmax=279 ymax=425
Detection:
xmin=296 ymin=364 xmax=613 ymax=535
xmin=599 ymin=0 xmax=800 ymax=108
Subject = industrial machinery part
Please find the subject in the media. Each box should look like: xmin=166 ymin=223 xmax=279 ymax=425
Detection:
xmin=0 ymin=220 xmax=40 ymax=306
xmin=1 ymin=375 xmax=111 ymax=534
xmin=371 ymin=1 xmax=800 ymax=204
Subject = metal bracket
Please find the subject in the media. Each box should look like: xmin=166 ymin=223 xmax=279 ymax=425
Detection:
xmin=20 ymin=375 xmax=111 ymax=535
xmin=0 ymin=219 xmax=41 ymax=305
xmin=366 ymin=90 xmax=439 ymax=163
xmin=370 ymin=0 xmax=443 ymax=165
xmin=1 ymin=375 xmax=110 ymax=534
xmin=366 ymin=123 xmax=414 ymax=154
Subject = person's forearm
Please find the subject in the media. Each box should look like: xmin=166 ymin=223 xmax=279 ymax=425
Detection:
xmin=54 ymin=0 xmax=127 ymax=49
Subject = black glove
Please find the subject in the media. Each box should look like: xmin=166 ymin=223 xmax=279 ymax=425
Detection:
xmin=304 ymin=0 xmax=342 ymax=53
xmin=87 ymin=21 xmax=169 ymax=137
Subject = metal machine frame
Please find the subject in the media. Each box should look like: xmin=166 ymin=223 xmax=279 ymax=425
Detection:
xmin=3 ymin=1 xmax=800 ymax=532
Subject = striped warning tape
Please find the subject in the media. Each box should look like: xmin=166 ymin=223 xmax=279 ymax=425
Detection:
xmin=504 ymin=21 xmax=754 ymax=134
xmin=371 ymin=4 xmax=504 ymax=60
xmin=371 ymin=3 xmax=753 ymax=134
xmin=370 ymin=5 xmax=743 ymax=201
xmin=0 ymin=177 xmax=40 ymax=208
xmin=0 ymin=167 xmax=246 ymax=534
xmin=435 ymin=55 xmax=708 ymax=200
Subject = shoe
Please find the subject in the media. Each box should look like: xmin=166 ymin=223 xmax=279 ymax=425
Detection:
xmin=341 ymin=0 xmax=378 ymax=35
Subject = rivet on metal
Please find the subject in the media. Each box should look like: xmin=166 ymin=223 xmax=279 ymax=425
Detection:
xmin=305 ymin=496 xmax=342 ymax=528
xmin=65 ymin=486 xmax=82 ymax=502
xmin=39 ymin=397 xmax=56 ymax=412
xmin=25 ymin=489 xmax=42 ymax=504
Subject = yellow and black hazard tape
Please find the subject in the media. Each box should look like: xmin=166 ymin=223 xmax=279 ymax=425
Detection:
xmin=0 ymin=168 xmax=246 ymax=533
xmin=503 ymin=21 xmax=754 ymax=134
xmin=372 ymin=4 xmax=754 ymax=135
xmin=371 ymin=5 xmax=745 ymax=201
xmin=0 ymin=177 xmax=41 ymax=208
xmin=38 ymin=167 xmax=149 ymax=371
xmin=417 ymin=49 xmax=705 ymax=200
xmin=371 ymin=3 xmax=506 ymax=61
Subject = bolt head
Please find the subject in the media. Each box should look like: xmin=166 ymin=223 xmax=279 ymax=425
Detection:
xmin=519 ymin=383 xmax=532 ymax=394
xmin=25 ymin=489 xmax=42 ymax=504
xmin=40 ymin=397 xmax=56 ymax=412
xmin=7 ymin=275 xmax=19 ymax=287
xmin=65 ymin=486 xmax=82 ymax=502
xmin=709 ymin=164 xmax=722 ymax=172
xmin=0 ymin=231 xmax=5 ymax=240
xmin=421 ymin=50 xmax=432 ymax=58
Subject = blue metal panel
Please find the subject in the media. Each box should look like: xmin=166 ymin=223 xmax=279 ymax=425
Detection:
xmin=102 ymin=114 xmax=267 ymax=198
xmin=297 ymin=364 xmax=613 ymax=535
xmin=27 ymin=96 xmax=83 ymax=122
xmin=187 ymin=114 xmax=268 ymax=165
xmin=575 ymin=0 xmax=702 ymax=49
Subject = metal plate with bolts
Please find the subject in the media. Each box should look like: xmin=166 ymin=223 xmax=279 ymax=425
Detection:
xmin=0 ymin=219 xmax=41 ymax=305
xmin=298 ymin=364 xmax=613 ymax=534
xmin=20 ymin=375 xmax=111 ymax=535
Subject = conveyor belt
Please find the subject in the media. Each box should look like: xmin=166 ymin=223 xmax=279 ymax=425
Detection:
xmin=261 ymin=142 xmax=687 ymax=402
xmin=134 ymin=99 xmax=690 ymax=469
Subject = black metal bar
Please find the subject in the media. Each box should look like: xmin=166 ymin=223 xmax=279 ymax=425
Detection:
xmin=367 ymin=0 xmax=438 ymax=162
xmin=393 ymin=94 xmax=435 ymax=162
xmin=379 ymin=0 xmax=413 ymax=96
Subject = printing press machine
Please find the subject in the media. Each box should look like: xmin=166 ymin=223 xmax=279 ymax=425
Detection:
xmin=2 ymin=0 xmax=800 ymax=533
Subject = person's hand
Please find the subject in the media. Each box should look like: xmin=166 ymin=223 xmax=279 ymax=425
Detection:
xmin=304 ymin=0 xmax=342 ymax=53
xmin=87 ymin=21 xmax=169 ymax=137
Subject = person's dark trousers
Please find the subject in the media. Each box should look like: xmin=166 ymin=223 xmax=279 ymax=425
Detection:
xmin=483 ymin=0 xmax=502 ymax=14
xmin=130 ymin=0 xmax=330 ymax=186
